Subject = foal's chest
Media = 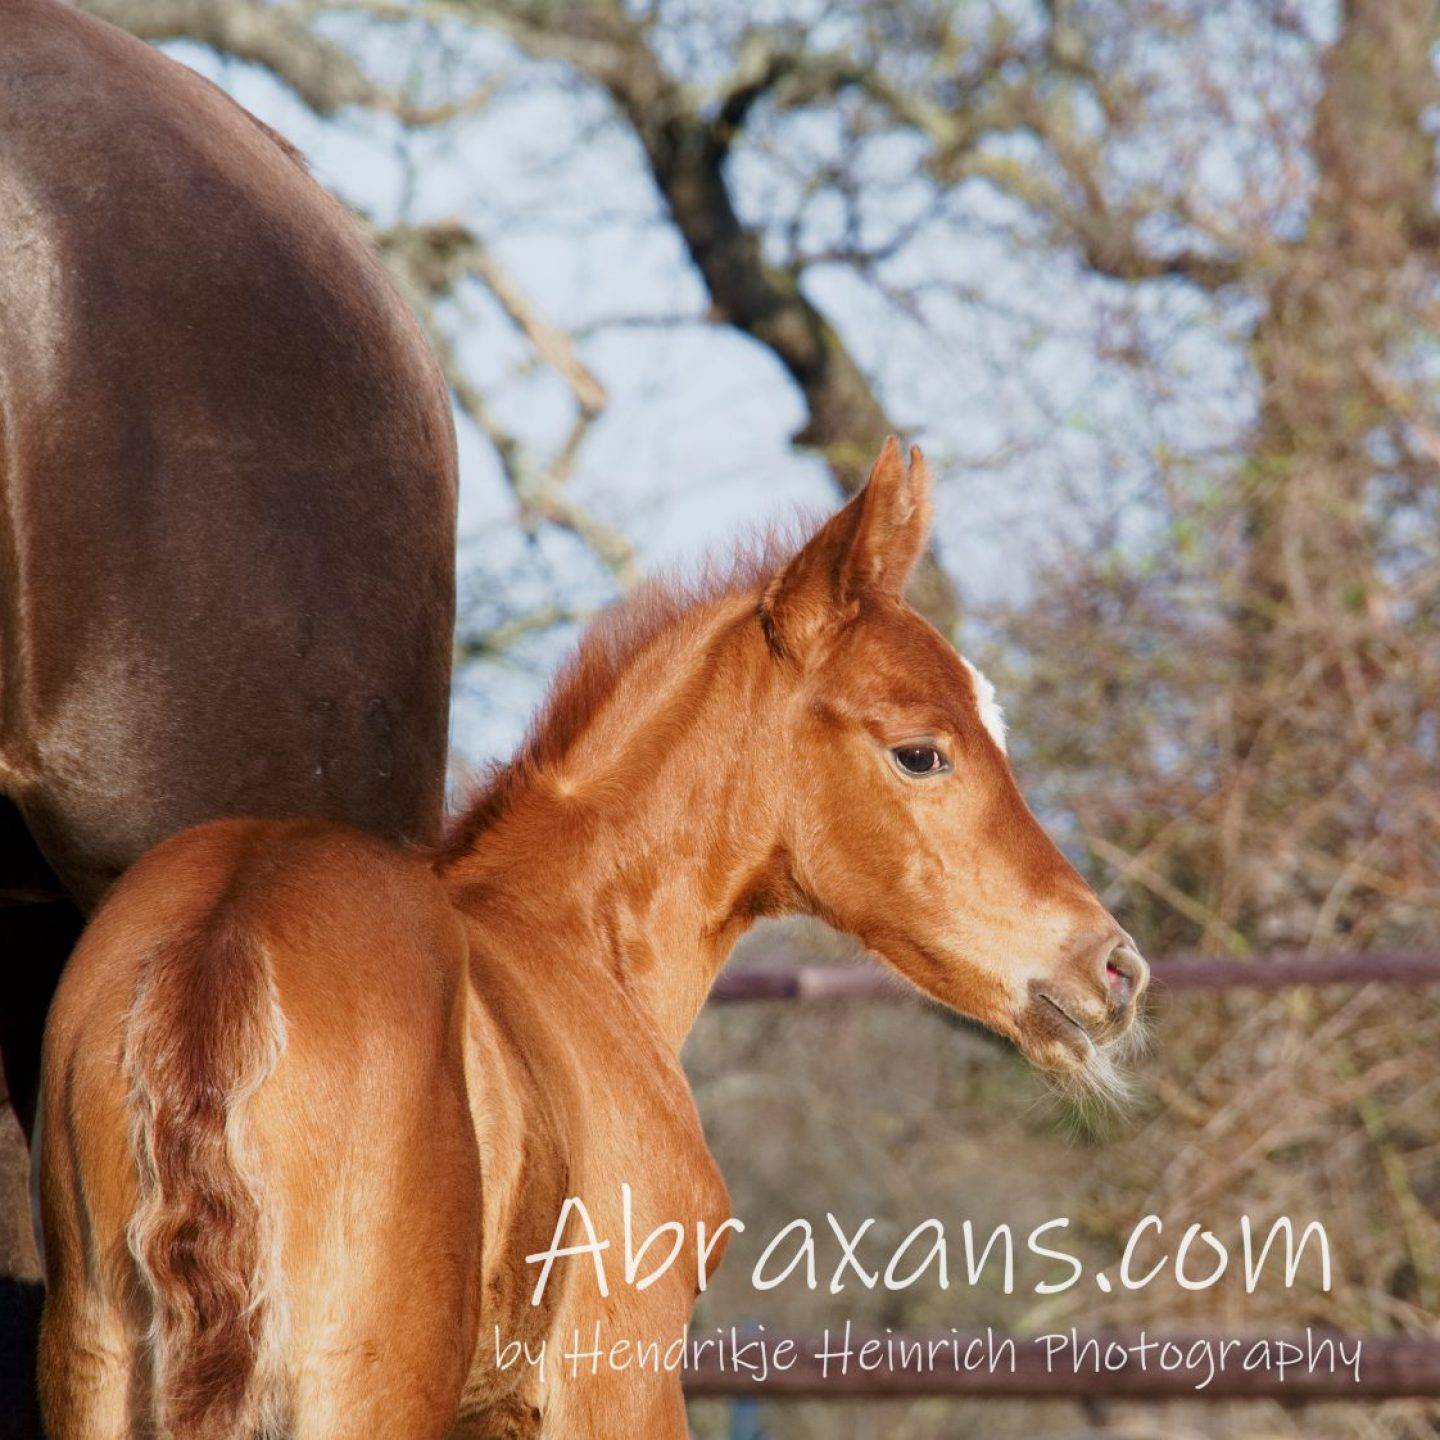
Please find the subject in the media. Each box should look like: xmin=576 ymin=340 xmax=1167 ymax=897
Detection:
xmin=456 ymin=951 xmax=730 ymax=1422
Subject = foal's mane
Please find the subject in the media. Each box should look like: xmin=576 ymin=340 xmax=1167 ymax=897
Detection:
xmin=438 ymin=532 xmax=798 ymax=865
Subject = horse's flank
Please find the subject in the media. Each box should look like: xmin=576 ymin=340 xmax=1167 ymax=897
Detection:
xmin=0 ymin=0 xmax=457 ymax=1136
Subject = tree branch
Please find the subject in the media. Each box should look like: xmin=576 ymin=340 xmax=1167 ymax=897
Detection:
xmin=78 ymin=0 xmax=492 ymax=123
xmin=373 ymin=217 xmax=634 ymax=586
xmin=453 ymin=4 xmax=962 ymax=628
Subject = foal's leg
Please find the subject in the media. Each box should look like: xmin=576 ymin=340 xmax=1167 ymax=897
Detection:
xmin=541 ymin=1284 xmax=694 ymax=1440
xmin=290 ymin=1326 xmax=472 ymax=1440
xmin=36 ymin=1112 xmax=137 ymax=1438
xmin=542 ymin=1369 xmax=689 ymax=1440
xmin=285 ymin=1184 xmax=482 ymax=1440
xmin=37 ymin=1285 xmax=134 ymax=1440
xmin=270 ymin=1011 xmax=483 ymax=1439
xmin=280 ymin=1131 xmax=482 ymax=1440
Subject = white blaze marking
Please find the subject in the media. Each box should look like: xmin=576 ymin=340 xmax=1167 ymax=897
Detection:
xmin=962 ymin=659 xmax=1007 ymax=752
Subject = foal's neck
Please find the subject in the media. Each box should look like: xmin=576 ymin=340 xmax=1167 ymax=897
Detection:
xmin=444 ymin=596 xmax=789 ymax=1050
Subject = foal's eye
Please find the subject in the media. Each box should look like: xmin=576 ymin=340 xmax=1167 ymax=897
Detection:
xmin=891 ymin=744 xmax=950 ymax=776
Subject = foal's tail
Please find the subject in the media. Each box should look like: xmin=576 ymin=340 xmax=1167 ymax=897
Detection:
xmin=123 ymin=916 xmax=288 ymax=1438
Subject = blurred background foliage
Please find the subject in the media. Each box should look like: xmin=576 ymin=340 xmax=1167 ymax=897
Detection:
xmin=9 ymin=0 xmax=1437 ymax=1434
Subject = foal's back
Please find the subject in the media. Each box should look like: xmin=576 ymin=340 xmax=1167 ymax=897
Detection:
xmin=38 ymin=819 xmax=483 ymax=1439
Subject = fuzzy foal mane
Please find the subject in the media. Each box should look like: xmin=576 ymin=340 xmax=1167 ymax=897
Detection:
xmin=438 ymin=534 xmax=798 ymax=866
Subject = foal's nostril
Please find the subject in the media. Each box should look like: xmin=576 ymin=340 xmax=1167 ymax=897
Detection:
xmin=1103 ymin=944 xmax=1147 ymax=1009
xmin=1105 ymin=957 xmax=1132 ymax=1006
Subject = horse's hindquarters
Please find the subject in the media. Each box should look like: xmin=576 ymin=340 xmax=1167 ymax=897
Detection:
xmin=38 ymin=818 xmax=481 ymax=1439
xmin=264 ymin=932 xmax=482 ymax=1437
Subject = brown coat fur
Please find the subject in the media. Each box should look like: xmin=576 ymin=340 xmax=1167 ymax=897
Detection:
xmin=0 ymin=0 xmax=457 ymax=1136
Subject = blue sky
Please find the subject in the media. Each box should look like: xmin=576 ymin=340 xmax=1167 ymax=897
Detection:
xmin=160 ymin=18 xmax=1259 ymax=770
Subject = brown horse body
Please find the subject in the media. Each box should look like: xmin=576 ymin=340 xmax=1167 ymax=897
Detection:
xmin=0 ymin=0 xmax=457 ymax=1134
xmin=38 ymin=444 xmax=1146 ymax=1437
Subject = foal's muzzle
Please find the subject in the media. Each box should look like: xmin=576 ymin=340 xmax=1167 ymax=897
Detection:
xmin=1025 ymin=929 xmax=1148 ymax=1066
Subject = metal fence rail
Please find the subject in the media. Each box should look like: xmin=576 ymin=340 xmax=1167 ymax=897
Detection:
xmin=698 ymin=957 xmax=1440 ymax=1407
xmin=710 ymin=951 xmax=1440 ymax=1003
xmin=681 ymin=1330 xmax=1440 ymax=1401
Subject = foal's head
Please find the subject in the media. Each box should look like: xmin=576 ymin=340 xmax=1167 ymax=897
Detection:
xmin=758 ymin=440 xmax=1146 ymax=1088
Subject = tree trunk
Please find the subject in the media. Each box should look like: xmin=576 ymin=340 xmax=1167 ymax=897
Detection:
xmin=1225 ymin=0 xmax=1438 ymax=937
xmin=1239 ymin=0 xmax=1437 ymax=692
xmin=606 ymin=64 xmax=960 ymax=633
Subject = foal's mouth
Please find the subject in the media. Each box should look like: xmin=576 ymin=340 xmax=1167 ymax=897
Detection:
xmin=1037 ymin=989 xmax=1092 ymax=1042
xmin=1034 ymin=988 xmax=1100 ymax=1058
xmin=1018 ymin=979 xmax=1140 ymax=1108
xmin=1022 ymin=982 xmax=1112 ymax=1071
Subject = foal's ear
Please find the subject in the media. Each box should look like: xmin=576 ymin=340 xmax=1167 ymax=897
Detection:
xmin=761 ymin=438 xmax=933 ymax=658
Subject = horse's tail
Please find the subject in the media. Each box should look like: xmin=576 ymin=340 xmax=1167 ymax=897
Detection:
xmin=123 ymin=915 xmax=288 ymax=1438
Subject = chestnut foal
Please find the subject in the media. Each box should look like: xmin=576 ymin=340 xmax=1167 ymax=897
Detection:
xmin=38 ymin=441 xmax=1146 ymax=1438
